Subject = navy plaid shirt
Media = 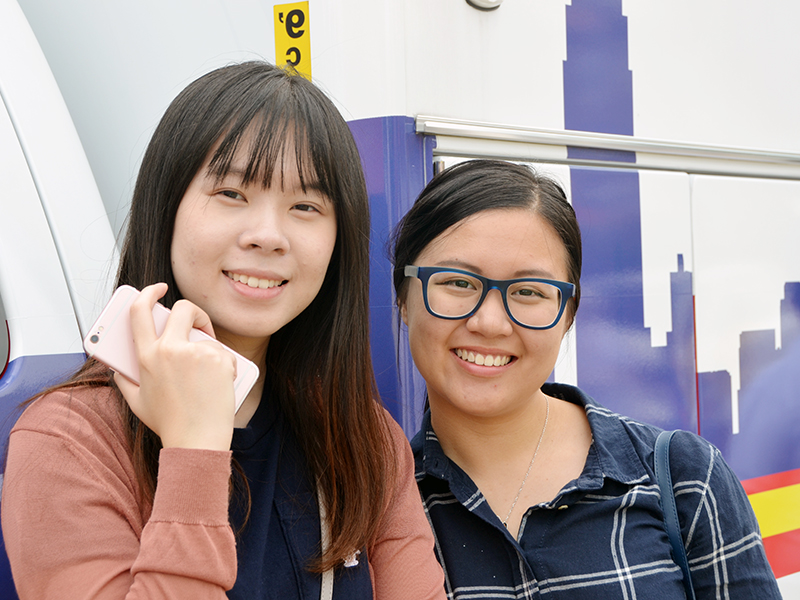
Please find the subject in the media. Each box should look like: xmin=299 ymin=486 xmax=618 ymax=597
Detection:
xmin=411 ymin=383 xmax=782 ymax=599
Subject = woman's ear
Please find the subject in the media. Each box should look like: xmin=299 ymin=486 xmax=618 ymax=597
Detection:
xmin=399 ymin=301 xmax=409 ymax=326
xmin=562 ymin=311 xmax=575 ymax=337
xmin=561 ymin=299 xmax=576 ymax=335
xmin=563 ymin=321 xmax=573 ymax=338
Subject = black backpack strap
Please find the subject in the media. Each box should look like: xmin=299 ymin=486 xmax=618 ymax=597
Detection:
xmin=654 ymin=430 xmax=696 ymax=600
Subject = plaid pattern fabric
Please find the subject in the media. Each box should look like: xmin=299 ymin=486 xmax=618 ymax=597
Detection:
xmin=411 ymin=383 xmax=782 ymax=600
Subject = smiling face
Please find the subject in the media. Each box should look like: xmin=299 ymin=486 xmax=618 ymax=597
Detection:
xmin=401 ymin=208 xmax=572 ymax=422
xmin=170 ymin=140 xmax=337 ymax=359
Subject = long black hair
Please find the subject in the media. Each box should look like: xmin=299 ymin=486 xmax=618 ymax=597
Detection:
xmin=52 ymin=61 xmax=394 ymax=571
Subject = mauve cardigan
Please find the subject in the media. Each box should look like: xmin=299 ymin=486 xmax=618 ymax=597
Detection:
xmin=1 ymin=385 xmax=444 ymax=599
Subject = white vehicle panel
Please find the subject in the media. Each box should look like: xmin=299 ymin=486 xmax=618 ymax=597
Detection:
xmin=0 ymin=99 xmax=81 ymax=359
xmin=0 ymin=0 xmax=117 ymax=340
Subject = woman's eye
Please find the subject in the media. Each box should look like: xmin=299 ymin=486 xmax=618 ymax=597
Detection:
xmin=220 ymin=190 xmax=245 ymax=201
xmin=442 ymin=278 xmax=475 ymax=289
xmin=293 ymin=203 xmax=319 ymax=213
xmin=513 ymin=285 xmax=549 ymax=300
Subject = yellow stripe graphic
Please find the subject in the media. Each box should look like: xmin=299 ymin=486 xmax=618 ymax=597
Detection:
xmin=748 ymin=483 xmax=800 ymax=538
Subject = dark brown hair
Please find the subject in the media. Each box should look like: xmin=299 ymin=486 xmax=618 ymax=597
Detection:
xmin=35 ymin=61 xmax=393 ymax=571
xmin=393 ymin=159 xmax=582 ymax=323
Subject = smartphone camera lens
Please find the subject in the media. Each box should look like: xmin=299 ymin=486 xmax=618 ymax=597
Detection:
xmin=89 ymin=334 xmax=100 ymax=344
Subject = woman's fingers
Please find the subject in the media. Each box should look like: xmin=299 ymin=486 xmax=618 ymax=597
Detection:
xmin=136 ymin=338 xmax=236 ymax=450
xmin=163 ymin=298 xmax=217 ymax=341
xmin=158 ymin=299 xmax=238 ymax=379
xmin=128 ymin=282 xmax=168 ymax=350
xmin=121 ymin=284 xmax=237 ymax=451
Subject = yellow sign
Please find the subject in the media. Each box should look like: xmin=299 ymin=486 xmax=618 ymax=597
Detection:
xmin=274 ymin=2 xmax=311 ymax=79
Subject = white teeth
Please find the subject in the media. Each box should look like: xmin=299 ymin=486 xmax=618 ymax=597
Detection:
xmin=455 ymin=349 xmax=511 ymax=367
xmin=227 ymin=272 xmax=283 ymax=289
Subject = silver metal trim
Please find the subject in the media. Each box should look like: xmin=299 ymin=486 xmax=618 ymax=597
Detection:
xmin=415 ymin=115 xmax=800 ymax=179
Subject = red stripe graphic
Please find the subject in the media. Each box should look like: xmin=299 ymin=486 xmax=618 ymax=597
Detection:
xmin=741 ymin=468 xmax=800 ymax=495
xmin=763 ymin=528 xmax=800 ymax=579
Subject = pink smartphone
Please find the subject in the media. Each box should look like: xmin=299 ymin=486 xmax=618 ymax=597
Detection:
xmin=83 ymin=285 xmax=259 ymax=413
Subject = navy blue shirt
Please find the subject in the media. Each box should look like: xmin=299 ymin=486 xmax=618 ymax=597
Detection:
xmin=412 ymin=383 xmax=782 ymax=599
xmin=228 ymin=388 xmax=372 ymax=599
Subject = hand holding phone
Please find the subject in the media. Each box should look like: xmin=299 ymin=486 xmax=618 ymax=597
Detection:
xmin=84 ymin=285 xmax=259 ymax=413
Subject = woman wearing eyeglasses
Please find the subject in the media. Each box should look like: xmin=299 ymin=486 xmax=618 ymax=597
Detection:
xmin=392 ymin=159 xmax=781 ymax=599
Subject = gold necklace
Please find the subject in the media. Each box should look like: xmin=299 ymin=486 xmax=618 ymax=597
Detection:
xmin=502 ymin=395 xmax=550 ymax=529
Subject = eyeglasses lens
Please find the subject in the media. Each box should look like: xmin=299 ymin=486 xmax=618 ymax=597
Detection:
xmin=426 ymin=271 xmax=563 ymax=328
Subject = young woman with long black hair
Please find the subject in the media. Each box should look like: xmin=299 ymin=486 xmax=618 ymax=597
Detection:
xmin=2 ymin=61 xmax=444 ymax=600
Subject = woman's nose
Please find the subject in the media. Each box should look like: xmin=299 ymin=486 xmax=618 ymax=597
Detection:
xmin=238 ymin=207 xmax=290 ymax=254
xmin=465 ymin=289 xmax=514 ymax=337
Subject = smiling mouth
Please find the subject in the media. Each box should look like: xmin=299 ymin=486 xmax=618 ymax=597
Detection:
xmin=454 ymin=348 xmax=513 ymax=367
xmin=225 ymin=271 xmax=287 ymax=289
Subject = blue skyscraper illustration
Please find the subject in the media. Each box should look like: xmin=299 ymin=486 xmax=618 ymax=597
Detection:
xmin=563 ymin=0 xmax=697 ymax=431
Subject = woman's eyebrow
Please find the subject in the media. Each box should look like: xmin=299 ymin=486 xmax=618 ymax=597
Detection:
xmin=208 ymin=167 xmax=326 ymax=195
xmin=431 ymin=260 xmax=556 ymax=279
xmin=512 ymin=268 xmax=558 ymax=279
xmin=298 ymin=178 xmax=325 ymax=194
xmin=207 ymin=167 xmax=247 ymax=183
xmin=432 ymin=260 xmax=481 ymax=272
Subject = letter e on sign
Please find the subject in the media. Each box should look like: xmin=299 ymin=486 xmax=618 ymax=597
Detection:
xmin=274 ymin=2 xmax=311 ymax=79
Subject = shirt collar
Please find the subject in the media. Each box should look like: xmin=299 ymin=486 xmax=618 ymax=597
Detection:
xmin=544 ymin=383 xmax=650 ymax=486
xmin=412 ymin=383 xmax=650 ymax=489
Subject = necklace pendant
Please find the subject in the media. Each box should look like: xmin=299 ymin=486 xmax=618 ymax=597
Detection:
xmin=503 ymin=522 xmax=508 ymax=528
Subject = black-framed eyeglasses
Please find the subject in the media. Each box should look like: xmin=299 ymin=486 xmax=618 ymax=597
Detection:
xmin=404 ymin=265 xmax=575 ymax=330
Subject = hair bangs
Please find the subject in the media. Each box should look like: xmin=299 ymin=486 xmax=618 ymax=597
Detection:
xmin=205 ymin=84 xmax=338 ymax=202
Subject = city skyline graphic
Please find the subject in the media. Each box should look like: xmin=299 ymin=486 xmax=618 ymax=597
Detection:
xmin=564 ymin=0 xmax=800 ymax=481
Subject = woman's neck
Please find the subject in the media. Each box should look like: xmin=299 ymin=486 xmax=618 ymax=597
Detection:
xmin=215 ymin=332 xmax=269 ymax=428
xmin=214 ymin=330 xmax=269 ymax=366
xmin=233 ymin=372 xmax=266 ymax=428
xmin=429 ymin=389 xmax=551 ymax=477
xmin=429 ymin=389 xmax=593 ymax=536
